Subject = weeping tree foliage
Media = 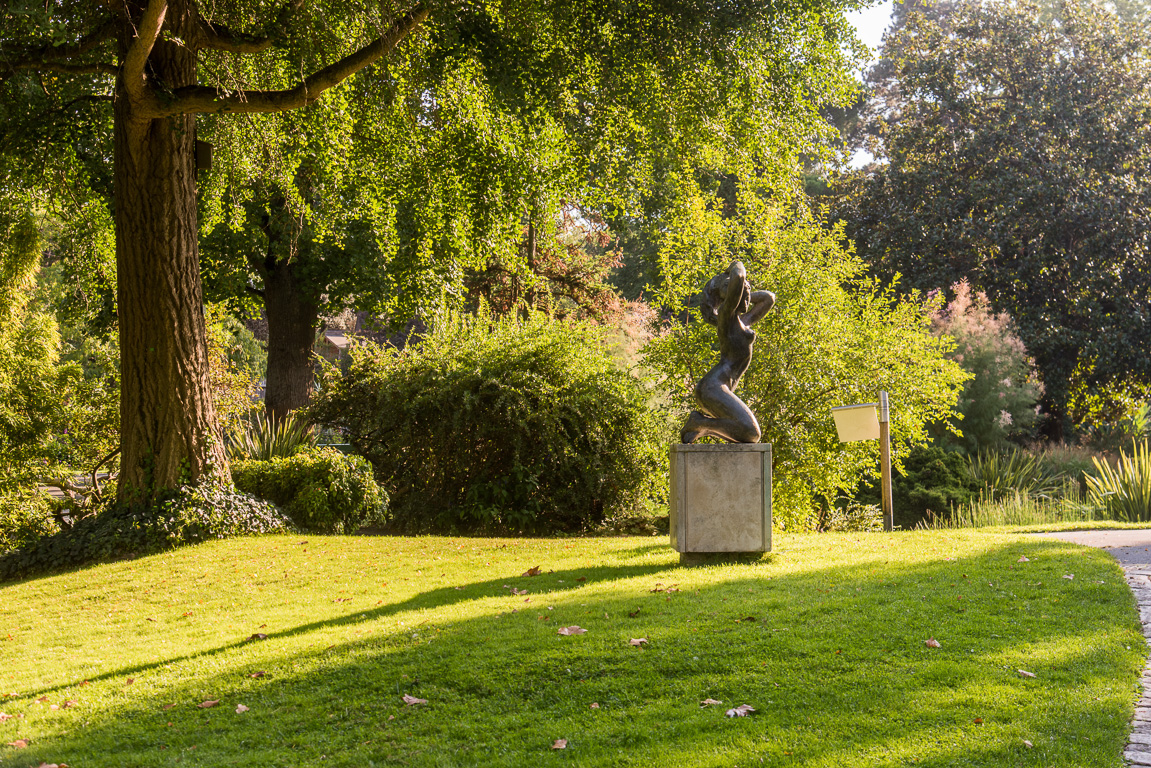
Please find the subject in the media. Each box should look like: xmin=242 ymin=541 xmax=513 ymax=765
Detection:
xmin=644 ymin=181 xmax=968 ymax=529
xmin=198 ymin=0 xmax=870 ymax=420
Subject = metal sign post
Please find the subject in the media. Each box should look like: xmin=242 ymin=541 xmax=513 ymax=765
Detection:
xmin=878 ymin=391 xmax=893 ymax=532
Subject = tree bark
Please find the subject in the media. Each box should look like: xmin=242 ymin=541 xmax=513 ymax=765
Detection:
xmin=263 ymin=259 xmax=320 ymax=423
xmin=114 ymin=8 xmax=227 ymax=501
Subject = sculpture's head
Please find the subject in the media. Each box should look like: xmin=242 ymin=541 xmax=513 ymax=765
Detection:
xmin=699 ymin=272 xmax=728 ymax=326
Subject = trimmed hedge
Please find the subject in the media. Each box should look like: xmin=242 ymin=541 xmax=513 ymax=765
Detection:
xmin=0 ymin=483 xmax=295 ymax=582
xmin=232 ymin=448 xmax=387 ymax=534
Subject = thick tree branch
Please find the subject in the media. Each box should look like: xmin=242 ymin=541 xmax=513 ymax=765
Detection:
xmin=1 ymin=17 xmax=118 ymax=81
xmin=155 ymin=4 xmax=429 ymax=117
xmin=123 ymin=0 xmax=168 ymax=102
xmin=8 ymin=60 xmax=118 ymax=77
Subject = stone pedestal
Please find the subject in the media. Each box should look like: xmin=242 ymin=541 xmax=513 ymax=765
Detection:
xmin=669 ymin=443 xmax=772 ymax=564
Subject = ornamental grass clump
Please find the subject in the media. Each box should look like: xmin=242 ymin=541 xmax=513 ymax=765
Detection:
xmin=308 ymin=309 xmax=669 ymax=534
xmin=1086 ymin=441 xmax=1151 ymax=522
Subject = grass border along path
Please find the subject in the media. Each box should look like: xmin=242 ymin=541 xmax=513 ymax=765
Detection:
xmin=0 ymin=530 xmax=1144 ymax=767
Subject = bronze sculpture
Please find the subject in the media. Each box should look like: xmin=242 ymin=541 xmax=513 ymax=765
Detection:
xmin=680 ymin=260 xmax=775 ymax=444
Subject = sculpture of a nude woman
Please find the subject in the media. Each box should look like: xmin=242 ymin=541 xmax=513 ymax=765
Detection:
xmin=680 ymin=260 xmax=775 ymax=444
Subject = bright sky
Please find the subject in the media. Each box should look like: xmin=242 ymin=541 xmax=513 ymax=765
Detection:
xmin=845 ymin=0 xmax=895 ymax=67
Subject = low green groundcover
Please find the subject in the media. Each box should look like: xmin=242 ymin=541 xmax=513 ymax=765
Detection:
xmin=0 ymin=531 xmax=1142 ymax=766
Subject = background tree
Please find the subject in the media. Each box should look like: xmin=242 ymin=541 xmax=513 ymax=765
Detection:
xmin=836 ymin=0 xmax=1151 ymax=437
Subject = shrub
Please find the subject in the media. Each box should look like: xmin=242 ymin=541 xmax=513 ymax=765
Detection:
xmin=232 ymin=448 xmax=387 ymax=534
xmin=226 ymin=410 xmax=317 ymax=462
xmin=858 ymin=445 xmax=979 ymax=529
xmin=929 ymin=282 xmax=1043 ymax=453
xmin=1085 ymin=441 xmax=1151 ymax=522
xmin=0 ymin=483 xmax=294 ymax=582
xmin=0 ymin=489 xmax=58 ymax=555
xmin=965 ymin=448 xmax=1057 ymax=500
xmin=308 ymin=309 xmax=668 ymax=534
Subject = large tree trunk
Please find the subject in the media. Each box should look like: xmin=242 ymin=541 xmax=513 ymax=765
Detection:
xmin=114 ymin=19 xmax=227 ymax=501
xmin=263 ymin=259 xmax=320 ymax=423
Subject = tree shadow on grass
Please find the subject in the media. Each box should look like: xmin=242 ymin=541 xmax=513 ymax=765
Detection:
xmin=6 ymin=537 xmax=1144 ymax=768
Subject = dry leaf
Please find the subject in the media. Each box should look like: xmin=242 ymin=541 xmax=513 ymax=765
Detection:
xmin=700 ymin=699 xmax=723 ymax=707
xmin=590 ymin=702 xmax=600 ymax=709
xmin=1023 ymin=739 xmax=1033 ymax=748
xmin=36 ymin=696 xmax=48 ymax=703
xmin=61 ymin=700 xmax=76 ymax=709
xmin=1018 ymin=669 xmax=1036 ymax=678
xmin=162 ymin=704 xmax=176 ymax=711
xmin=48 ymin=704 xmax=58 ymax=711
xmin=247 ymin=633 xmax=268 ymax=642
xmin=628 ymin=638 xmax=648 ymax=646
xmin=627 ymin=609 xmax=640 ymax=618
xmin=1018 ymin=556 xmax=1030 ymax=562
xmin=522 ymin=566 xmax=541 ymax=577
xmin=146 ymin=617 xmax=156 ymax=622
xmin=576 ymin=577 xmax=586 ymax=582
xmin=402 ymin=694 xmax=427 ymax=706
xmin=551 ymin=739 xmax=567 ymax=750
xmin=78 ymin=681 xmax=89 ymax=687
xmin=197 ymin=700 xmax=220 ymax=709
xmin=973 ymin=717 xmax=984 ymax=724
xmin=725 ymin=704 xmax=755 ymax=717
xmin=235 ymin=704 xmax=249 ymax=713
xmin=741 ymin=616 xmax=756 ymax=623
xmin=126 ymin=678 xmax=134 ymax=685
xmin=36 ymin=763 xmax=61 ymax=768
xmin=0 ymin=713 xmax=10 ymax=722
xmin=249 ymin=671 xmax=266 ymax=679
xmin=511 ymin=588 xmax=528 ymax=596
xmin=181 ymin=611 xmax=193 ymax=617
xmin=1062 ymin=574 xmax=1074 ymax=580
xmin=925 ymin=637 xmax=941 ymax=648
xmin=7 ymin=740 xmax=27 ymax=749
xmin=557 ymin=626 xmax=587 ymax=636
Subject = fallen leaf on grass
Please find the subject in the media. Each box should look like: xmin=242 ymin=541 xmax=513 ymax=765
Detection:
xmin=197 ymin=700 xmax=219 ymax=709
xmin=36 ymin=696 xmax=48 ymax=703
xmin=402 ymin=694 xmax=427 ymax=706
xmin=740 ymin=616 xmax=756 ymax=623
xmin=557 ymin=626 xmax=587 ymax=636
xmin=576 ymin=577 xmax=586 ymax=582
xmin=333 ymin=598 xmax=352 ymax=603
xmin=6 ymin=740 xmax=27 ymax=749
xmin=36 ymin=762 xmax=64 ymax=768
xmin=78 ymin=681 xmax=89 ymax=687
xmin=180 ymin=612 xmax=193 ymax=618
xmin=61 ymin=700 xmax=76 ymax=709
xmin=162 ymin=704 xmax=176 ymax=711
xmin=551 ymin=739 xmax=567 ymax=750
xmin=725 ymin=704 xmax=755 ymax=717
xmin=627 ymin=609 xmax=640 ymax=618
xmin=235 ymin=704 xmax=249 ymax=713
xmin=1018 ymin=669 xmax=1036 ymax=678
xmin=1018 ymin=556 xmax=1030 ymax=563
xmin=973 ymin=717 xmax=984 ymax=724
xmin=700 ymin=699 xmax=723 ymax=707
xmin=146 ymin=618 xmax=155 ymax=622
xmin=522 ymin=566 xmax=541 ymax=577
xmin=1023 ymin=739 xmax=1033 ymax=748
xmin=925 ymin=637 xmax=941 ymax=648
xmin=48 ymin=704 xmax=58 ymax=711
xmin=247 ymin=633 xmax=268 ymax=642
xmin=126 ymin=678 xmax=134 ymax=685
xmin=650 ymin=583 xmax=680 ymax=594
xmin=0 ymin=713 xmax=11 ymax=722
xmin=511 ymin=588 xmax=528 ymax=596
xmin=590 ymin=702 xmax=600 ymax=709
xmin=249 ymin=671 xmax=266 ymax=679
xmin=628 ymin=638 xmax=648 ymax=646
xmin=1062 ymin=574 xmax=1074 ymax=580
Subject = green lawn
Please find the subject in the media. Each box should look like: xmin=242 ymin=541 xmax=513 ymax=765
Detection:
xmin=0 ymin=531 xmax=1144 ymax=767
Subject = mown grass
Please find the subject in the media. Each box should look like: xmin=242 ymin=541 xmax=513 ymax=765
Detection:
xmin=0 ymin=532 xmax=1144 ymax=767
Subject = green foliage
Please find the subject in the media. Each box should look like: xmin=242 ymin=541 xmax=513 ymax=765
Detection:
xmin=1086 ymin=441 xmax=1151 ymax=522
xmin=232 ymin=448 xmax=387 ymax=534
xmin=0 ymin=484 xmax=294 ymax=582
xmin=308 ymin=309 xmax=668 ymax=533
xmin=929 ymin=282 xmax=1042 ymax=453
xmin=965 ymin=448 xmax=1057 ymax=500
xmin=226 ymin=411 xmax=318 ymax=462
xmin=0 ymin=488 xmax=58 ymax=555
xmin=811 ymin=499 xmax=885 ymax=533
xmin=840 ymin=0 xmax=1151 ymax=431
xmin=857 ymin=445 xmax=980 ymax=529
xmin=643 ymin=189 xmax=968 ymax=529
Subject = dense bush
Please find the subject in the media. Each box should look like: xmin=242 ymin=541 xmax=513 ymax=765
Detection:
xmin=0 ymin=489 xmax=58 ymax=555
xmin=858 ymin=445 xmax=979 ymax=529
xmin=308 ymin=310 xmax=668 ymax=534
xmin=232 ymin=448 xmax=387 ymax=533
xmin=0 ymin=483 xmax=294 ymax=582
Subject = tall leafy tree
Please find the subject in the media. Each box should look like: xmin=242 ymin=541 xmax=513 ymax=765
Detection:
xmin=837 ymin=0 xmax=1151 ymax=436
xmin=2 ymin=0 xmax=865 ymax=502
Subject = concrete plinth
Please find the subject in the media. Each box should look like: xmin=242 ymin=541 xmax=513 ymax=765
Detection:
xmin=669 ymin=443 xmax=771 ymax=564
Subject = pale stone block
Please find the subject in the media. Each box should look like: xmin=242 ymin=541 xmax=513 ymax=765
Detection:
xmin=669 ymin=443 xmax=771 ymax=556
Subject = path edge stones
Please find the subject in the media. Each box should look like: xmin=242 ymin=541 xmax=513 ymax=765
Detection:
xmin=1122 ymin=565 xmax=1151 ymax=767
